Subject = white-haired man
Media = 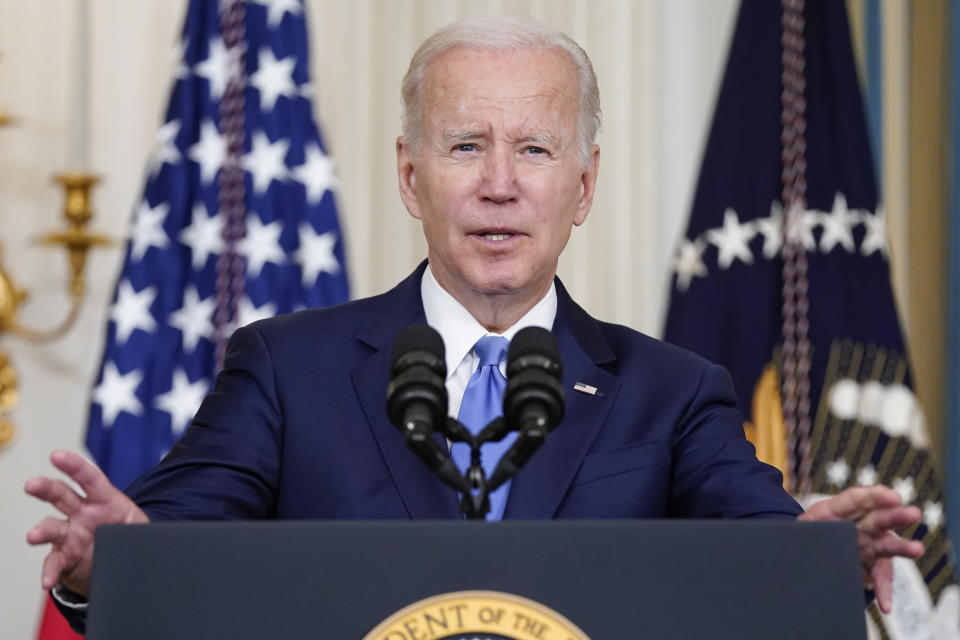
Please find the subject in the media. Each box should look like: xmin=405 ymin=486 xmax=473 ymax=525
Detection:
xmin=27 ymin=16 xmax=922 ymax=631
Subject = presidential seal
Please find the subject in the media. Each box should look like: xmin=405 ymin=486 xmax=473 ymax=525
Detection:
xmin=363 ymin=590 xmax=591 ymax=640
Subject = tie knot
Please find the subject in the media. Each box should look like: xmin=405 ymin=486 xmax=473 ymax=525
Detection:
xmin=473 ymin=335 xmax=508 ymax=368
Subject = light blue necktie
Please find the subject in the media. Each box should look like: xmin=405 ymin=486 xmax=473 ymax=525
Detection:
xmin=451 ymin=335 xmax=516 ymax=521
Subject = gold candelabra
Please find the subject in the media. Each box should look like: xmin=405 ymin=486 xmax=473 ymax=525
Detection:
xmin=0 ymin=172 xmax=110 ymax=449
xmin=0 ymin=53 xmax=13 ymax=128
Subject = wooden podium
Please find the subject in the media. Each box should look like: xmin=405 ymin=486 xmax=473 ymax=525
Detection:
xmin=86 ymin=520 xmax=867 ymax=639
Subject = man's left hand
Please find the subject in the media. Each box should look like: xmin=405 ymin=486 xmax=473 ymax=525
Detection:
xmin=798 ymin=485 xmax=924 ymax=614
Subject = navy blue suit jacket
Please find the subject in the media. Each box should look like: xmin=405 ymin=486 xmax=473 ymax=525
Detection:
xmin=126 ymin=262 xmax=801 ymax=521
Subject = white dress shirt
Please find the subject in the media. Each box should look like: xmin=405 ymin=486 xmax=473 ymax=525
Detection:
xmin=420 ymin=264 xmax=557 ymax=419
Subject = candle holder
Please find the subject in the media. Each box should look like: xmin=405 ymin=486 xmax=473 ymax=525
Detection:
xmin=0 ymin=53 xmax=14 ymax=128
xmin=0 ymin=171 xmax=110 ymax=450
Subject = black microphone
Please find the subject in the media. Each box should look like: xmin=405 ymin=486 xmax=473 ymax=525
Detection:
xmin=386 ymin=324 xmax=469 ymax=492
xmin=487 ymin=327 xmax=564 ymax=491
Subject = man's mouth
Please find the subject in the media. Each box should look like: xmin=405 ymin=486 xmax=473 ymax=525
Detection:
xmin=473 ymin=228 xmax=519 ymax=242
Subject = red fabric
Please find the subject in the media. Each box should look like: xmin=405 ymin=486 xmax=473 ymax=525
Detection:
xmin=36 ymin=597 xmax=83 ymax=640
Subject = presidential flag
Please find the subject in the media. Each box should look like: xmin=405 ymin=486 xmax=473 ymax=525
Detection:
xmin=663 ymin=0 xmax=958 ymax=636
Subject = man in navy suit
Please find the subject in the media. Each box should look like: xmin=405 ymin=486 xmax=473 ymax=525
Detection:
xmin=26 ymin=15 xmax=921 ymax=619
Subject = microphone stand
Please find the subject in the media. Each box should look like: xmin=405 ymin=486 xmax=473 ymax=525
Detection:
xmin=388 ymin=324 xmax=563 ymax=519
xmin=437 ymin=416 xmax=490 ymax=520
xmin=436 ymin=416 xmax=546 ymax=520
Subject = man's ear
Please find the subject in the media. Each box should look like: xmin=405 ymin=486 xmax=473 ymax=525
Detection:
xmin=396 ymin=137 xmax=422 ymax=220
xmin=573 ymin=145 xmax=600 ymax=226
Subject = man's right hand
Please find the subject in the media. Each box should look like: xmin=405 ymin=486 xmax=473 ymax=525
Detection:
xmin=25 ymin=450 xmax=149 ymax=597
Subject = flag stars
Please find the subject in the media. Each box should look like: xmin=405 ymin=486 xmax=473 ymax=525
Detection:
xmin=826 ymin=459 xmax=850 ymax=486
xmin=857 ymin=465 xmax=878 ymax=486
xmin=706 ymin=208 xmax=755 ymax=269
xmin=818 ymin=193 xmax=857 ymax=253
xmin=236 ymin=296 xmax=277 ymax=329
xmin=239 ymin=214 xmax=286 ymax=276
xmin=923 ymin=501 xmax=944 ymax=531
xmin=147 ymin=119 xmax=181 ymax=177
xmin=111 ymin=280 xmax=158 ymax=343
xmin=195 ymin=37 xmax=231 ymax=100
xmin=783 ymin=203 xmax=818 ymax=251
xmin=154 ymin=369 xmax=208 ymax=436
xmin=251 ymin=0 xmax=303 ymax=27
xmin=673 ymin=192 xmax=889 ymax=293
xmin=93 ymin=362 xmax=143 ymax=428
xmin=244 ymin=130 xmax=289 ymax=193
xmin=672 ymin=239 xmax=708 ymax=292
xmin=189 ymin=120 xmax=226 ymax=184
xmin=180 ymin=204 xmax=225 ymax=269
xmin=291 ymin=143 xmax=338 ymax=203
xmin=860 ymin=206 xmax=889 ymax=258
xmin=754 ymin=203 xmax=783 ymax=259
xmin=294 ymin=225 xmax=340 ymax=286
xmin=171 ymin=39 xmax=189 ymax=81
xmin=130 ymin=200 xmax=171 ymax=261
xmin=168 ymin=286 xmax=216 ymax=352
xmin=892 ymin=476 xmax=915 ymax=505
xmin=250 ymin=47 xmax=298 ymax=112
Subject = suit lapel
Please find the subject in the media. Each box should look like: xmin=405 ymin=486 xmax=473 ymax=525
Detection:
xmin=503 ymin=281 xmax=622 ymax=519
xmin=351 ymin=262 xmax=462 ymax=519
xmin=350 ymin=268 xmax=621 ymax=521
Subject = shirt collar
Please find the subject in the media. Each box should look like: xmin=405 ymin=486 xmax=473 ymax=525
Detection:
xmin=421 ymin=264 xmax=557 ymax=379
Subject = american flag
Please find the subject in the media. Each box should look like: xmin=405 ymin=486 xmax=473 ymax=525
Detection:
xmin=41 ymin=2 xmax=349 ymax=635
xmin=84 ymin=0 xmax=349 ymax=492
xmin=663 ymin=0 xmax=958 ymax=635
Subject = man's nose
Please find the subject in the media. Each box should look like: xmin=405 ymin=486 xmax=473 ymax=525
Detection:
xmin=480 ymin=150 xmax=519 ymax=204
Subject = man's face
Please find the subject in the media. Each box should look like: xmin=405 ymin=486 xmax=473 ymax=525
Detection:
xmin=397 ymin=46 xmax=599 ymax=308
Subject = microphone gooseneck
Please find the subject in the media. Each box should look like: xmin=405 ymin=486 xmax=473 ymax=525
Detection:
xmin=386 ymin=324 xmax=469 ymax=492
xmin=385 ymin=323 xmax=566 ymax=516
xmin=487 ymin=327 xmax=565 ymax=491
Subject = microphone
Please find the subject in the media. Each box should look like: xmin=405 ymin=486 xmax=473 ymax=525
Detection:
xmin=487 ymin=327 xmax=564 ymax=490
xmin=386 ymin=324 xmax=468 ymax=492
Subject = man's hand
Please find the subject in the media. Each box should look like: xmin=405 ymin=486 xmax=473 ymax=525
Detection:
xmin=24 ymin=450 xmax=149 ymax=597
xmin=798 ymin=485 xmax=923 ymax=614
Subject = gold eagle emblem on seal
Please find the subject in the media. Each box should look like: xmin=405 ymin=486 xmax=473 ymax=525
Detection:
xmin=363 ymin=590 xmax=591 ymax=640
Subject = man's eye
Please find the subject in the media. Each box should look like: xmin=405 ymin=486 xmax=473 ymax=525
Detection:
xmin=454 ymin=143 xmax=477 ymax=152
xmin=524 ymin=146 xmax=547 ymax=155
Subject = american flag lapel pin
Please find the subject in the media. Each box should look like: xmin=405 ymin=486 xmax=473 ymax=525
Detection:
xmin=573 ymin=382 xmax=598 ymax=396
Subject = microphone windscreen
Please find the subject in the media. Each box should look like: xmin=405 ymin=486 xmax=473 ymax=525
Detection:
xmin=507 ymin=327 xmax=560 ymax=373
xmin=391 ymin=324 xmax=446 ymax=376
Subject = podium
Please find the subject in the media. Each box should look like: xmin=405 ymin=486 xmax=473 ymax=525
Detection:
xmin=86 ymin=520 xmax=867 ymax=639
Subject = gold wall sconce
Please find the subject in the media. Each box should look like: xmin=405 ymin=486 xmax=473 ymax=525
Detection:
xmin=0 ymin=173 xmax=110 ymax=449
xmin=0 ymin=53 xmax=13 ymax=128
